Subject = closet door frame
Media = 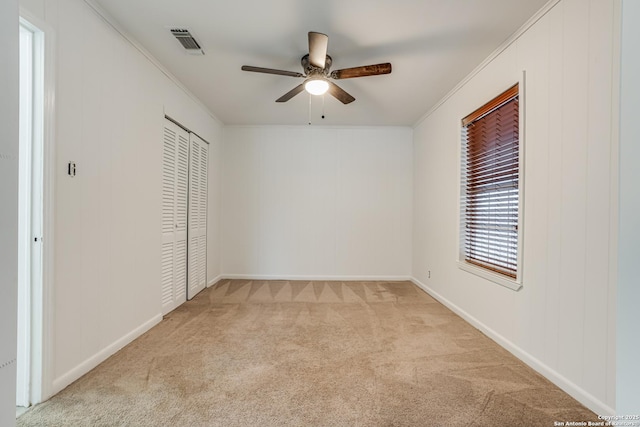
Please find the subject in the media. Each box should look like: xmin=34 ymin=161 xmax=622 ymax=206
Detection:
xmin=162 ymin=116 xmax=209 ymax=312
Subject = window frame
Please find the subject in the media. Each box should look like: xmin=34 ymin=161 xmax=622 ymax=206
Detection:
xmin=457 ymin=82 xmax=525 ymax=291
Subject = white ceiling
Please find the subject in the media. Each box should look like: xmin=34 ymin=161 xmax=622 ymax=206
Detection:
xmin=91 ymin=0 xmax=548 ymax=126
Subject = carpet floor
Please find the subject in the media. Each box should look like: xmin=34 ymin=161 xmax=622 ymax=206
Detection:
xmin=18 ymin=280 xmax=599 ymax=426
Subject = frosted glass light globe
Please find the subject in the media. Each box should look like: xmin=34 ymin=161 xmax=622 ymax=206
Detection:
xmin=305 ymin=79 xmax=329 ymax=95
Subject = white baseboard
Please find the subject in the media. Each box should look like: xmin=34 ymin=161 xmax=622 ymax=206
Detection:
xmin=207 ymin=274 xmax=222 ymax=288
xmin=51 ymin=314 xmax=162 ymax=396
xmin=410 ymin=277 xmax=615 ymax=416
xmin=220 ymin=274 xmax=413 ymax=281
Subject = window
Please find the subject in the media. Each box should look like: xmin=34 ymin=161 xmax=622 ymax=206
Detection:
xmin=460 ymin=84 xmax=520 ymax=285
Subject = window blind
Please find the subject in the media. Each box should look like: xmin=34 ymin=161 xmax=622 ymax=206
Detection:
xmin=461 ymin=84 xmax=519 ymax=279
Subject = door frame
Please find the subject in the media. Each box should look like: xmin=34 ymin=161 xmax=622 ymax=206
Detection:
xmin=18 ymin=8 xmax=56 ymax=406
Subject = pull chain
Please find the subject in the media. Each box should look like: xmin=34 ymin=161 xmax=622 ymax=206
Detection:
xmin=321 ymin=94 xmax=325 ymax=119
xmin=308 ymin=94 xmax=312 ymax=125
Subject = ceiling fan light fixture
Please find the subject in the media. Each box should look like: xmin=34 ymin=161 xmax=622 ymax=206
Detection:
xmin=242 ymin=31 xmax=390 ymax=105
xmin=304 ymin=78 xmax=329 ymax=95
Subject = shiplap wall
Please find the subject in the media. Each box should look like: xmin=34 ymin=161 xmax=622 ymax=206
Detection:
xmin=222 ymin=126 xmax=413 ymax=279
xmin=412 ymin=0 xmax=616 ymax=414
xmin=19 ymin=0 xmax=222 ymax=398
xmin=618 ymin=0 xmax=640 ymax=414
xmin=0 ymin=0 xmax=19 ymax=424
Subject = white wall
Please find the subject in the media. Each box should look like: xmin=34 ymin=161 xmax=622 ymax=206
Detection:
xmin=222 ymin=126 xmax=413 ymax=279
xmin=412 ymin=0 xmax=616 ymax=415
xmin=19 ymin=0 xmax=222 ymax=398
xmin=617 ymin=0 xmax=640 ymax=414
xmin=0 ymin=0 xmax=19 ymax=424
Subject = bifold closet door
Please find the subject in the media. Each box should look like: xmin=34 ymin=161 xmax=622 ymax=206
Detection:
xmin=187 ymin=133 xmax=208 ymax=299
xmin=161 ymin=120 xmax=188 ymax=314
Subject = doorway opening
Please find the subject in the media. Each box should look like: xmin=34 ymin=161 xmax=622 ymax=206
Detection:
xmin=17 ymin=15 xmax=51 ymax=414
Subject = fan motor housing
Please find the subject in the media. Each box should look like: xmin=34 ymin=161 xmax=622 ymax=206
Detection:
xmin=301 ymin=54 xmax=332 ymax=75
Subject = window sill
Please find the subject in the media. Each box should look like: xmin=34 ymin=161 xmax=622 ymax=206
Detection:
xmin=458 ymin=261 xmax=522 ymax=291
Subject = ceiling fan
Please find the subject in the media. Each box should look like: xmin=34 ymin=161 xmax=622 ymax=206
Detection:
xmin=241 ymin=32 xmax=392 ymax=104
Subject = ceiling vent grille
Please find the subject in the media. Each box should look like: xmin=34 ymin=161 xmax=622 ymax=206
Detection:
xmin=170 ymin=28 xmax=204 ymax=55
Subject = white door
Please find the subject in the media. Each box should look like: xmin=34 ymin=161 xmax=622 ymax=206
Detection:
xmin=161 ymin=120 xmax=189 ymax=314
xmin=187 ymin=133 xmax=208 ymax=299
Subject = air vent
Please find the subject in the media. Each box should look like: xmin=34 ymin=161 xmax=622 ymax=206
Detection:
xmin=170 ymin=28 xmax=204 ymax=55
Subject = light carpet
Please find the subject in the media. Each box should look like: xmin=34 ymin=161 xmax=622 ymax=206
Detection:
xmin=18 ymin=280 xmax=599 ymax=426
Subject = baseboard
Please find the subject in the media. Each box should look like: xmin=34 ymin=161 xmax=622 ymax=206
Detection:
xmin=410 ymin=277 xmax=615 ymax=416
xmin=220 ymin=274 xmax=413 ymax=281
xmin=207 ymin=274 xmax=222 ymax=288
xmin=51 ymin=314 xmax=162 ymax=396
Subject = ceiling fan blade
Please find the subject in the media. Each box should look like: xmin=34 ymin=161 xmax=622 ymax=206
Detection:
xmin=308 ymin=32 xmax=328 ymax=69
xmin=276 ymin=84 xmax=306 ymax=102
xmin=241 ymin=65 xmax=304 ymax=78
xmin=327 ymin=81 xmax=355 ymax=104
xmin=330 ymin=63 xmax=392 ymax=79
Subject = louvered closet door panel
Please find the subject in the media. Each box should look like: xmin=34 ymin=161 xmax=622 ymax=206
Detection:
xmin=161 ymin=119 xmax=189 ymax=315
xmin=187 ymin=134 xmax=208 ymax=299
xmin=198 ymin=143 xmax=208 ymax=289
xmin=176 ymin=133 xmax=189 ymax=235
xmin=174 ymin=131 xmax=189 ymax=305
xmin=160 ymin=242 xmax=174 ymax=307
xmin=161 ymin=123 xmax=178 ymax=314
xmin=174 ymin=239 xmax=187 ymax=302
xmin=188 ymin=137 xmax=200 ymax=299
xmin=162 ymin=127 xmax=176 ymax=238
